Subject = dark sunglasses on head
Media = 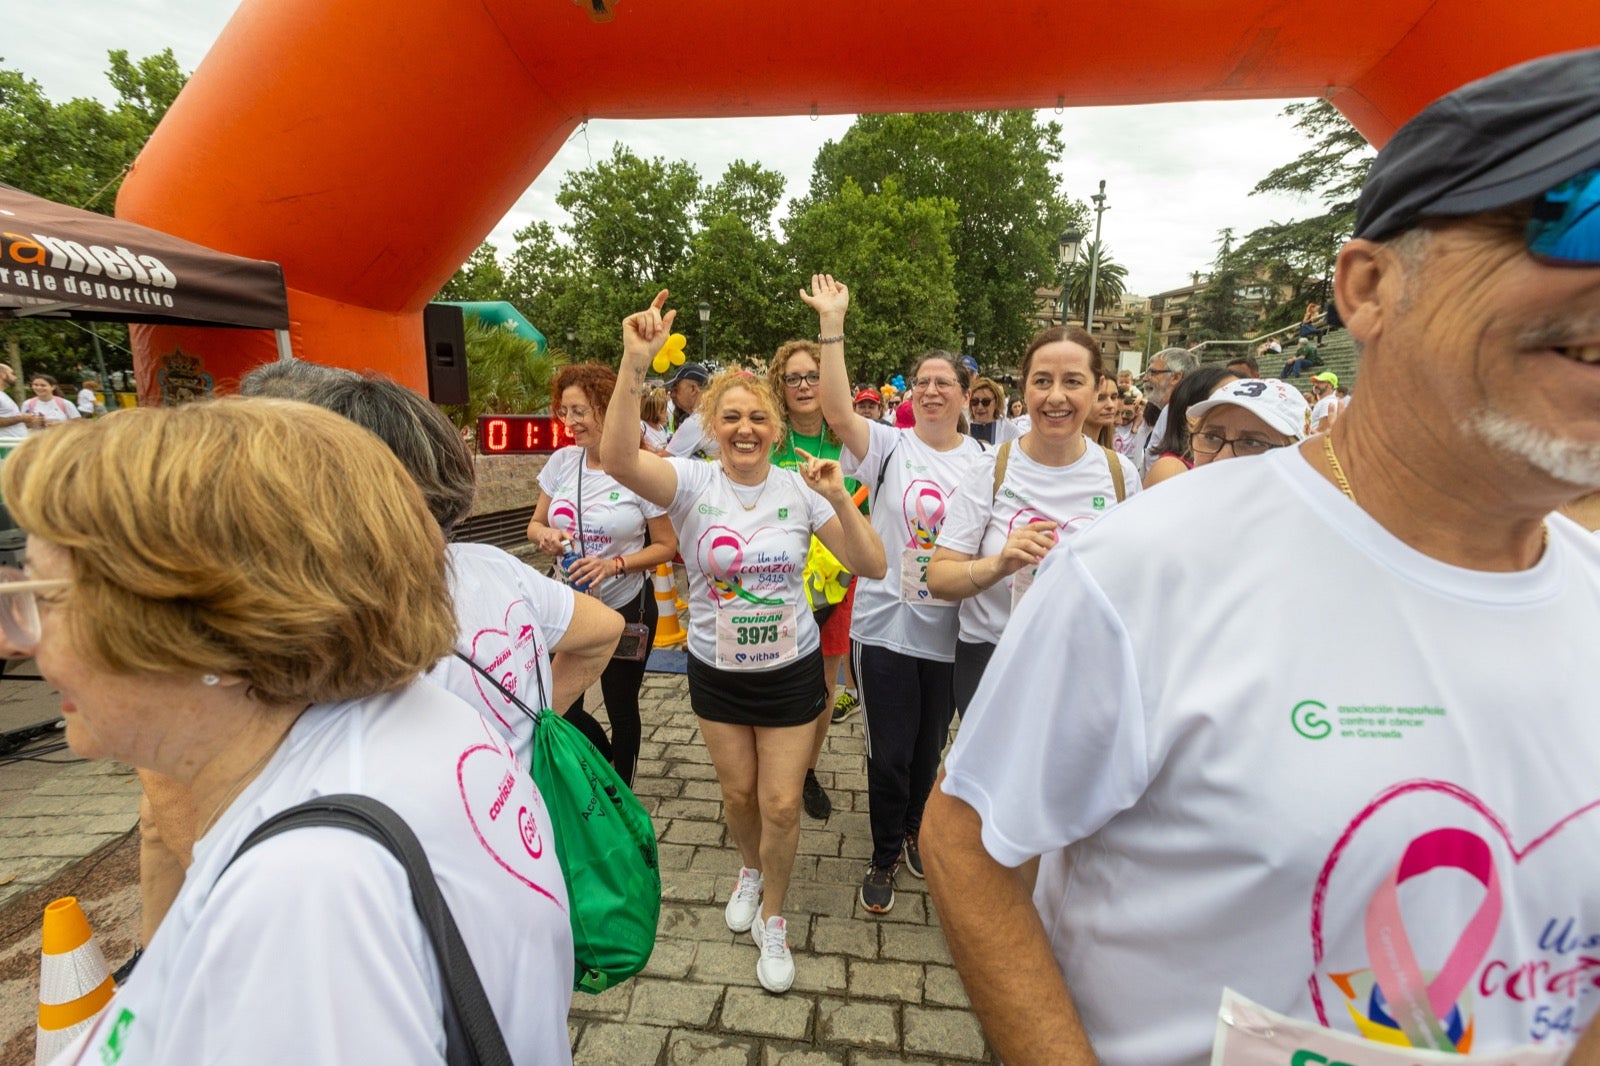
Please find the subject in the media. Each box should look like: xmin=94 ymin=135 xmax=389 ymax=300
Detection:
xmin=1528 ymin=166 xmax=1600 ymax=265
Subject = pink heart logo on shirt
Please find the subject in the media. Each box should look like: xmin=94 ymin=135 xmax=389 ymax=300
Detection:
xmin=1308 ymin=780 xmax=1600 ymax=1039
xmin=457 ymin=741 xmax=565 ymax=910
xmin=466 ymin=600 xmax=546 ymax=736
xmin=549 ymin=497 xmax=617 ymax=555
xmin=698 ymin=525 xmax=788 ymax=603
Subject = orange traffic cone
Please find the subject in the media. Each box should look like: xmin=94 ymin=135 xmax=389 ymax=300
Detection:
xmin=651 ymin=563 xmax=687 ymax=649
xmin=36 ymin=897 xmax=115 ymax=1065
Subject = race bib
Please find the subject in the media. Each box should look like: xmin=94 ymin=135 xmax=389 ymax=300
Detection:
xmin=715 ymin=602 xmax=799 ymax=670
xmin=1010 ymin=566 xmax=1036 ymax=612
xmin=1211 ymin=989 xmax=1569 ymax=1066
xmin=899 ymin=547 xmax=953 ymax=606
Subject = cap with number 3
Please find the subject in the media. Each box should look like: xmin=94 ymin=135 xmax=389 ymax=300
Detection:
xmin=1188 ymin=378 xmax=1311 ymax=440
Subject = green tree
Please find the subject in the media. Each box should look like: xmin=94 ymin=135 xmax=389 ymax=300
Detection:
xmin=800 ymin=111 xmax=1085 ymax=364
xmin=1189 ymin=229 xmax=1252 ymax=341
xmin=784 ymin=177 xmax=959 ymax=387
xmin=0 ymin=50 xmax=188 ymax=387
xmin=506 ymin=146 xmax=705 ymax=365
xmin=442 ymin=317 xmax=566 ymax=431
xmin=437 ymin=242 xmax=510 ymax=303
xmin=1060 ymin=241 xmax=1128 ymax=322
xmin=1236 ymin=99 xmax=1375 ymax=314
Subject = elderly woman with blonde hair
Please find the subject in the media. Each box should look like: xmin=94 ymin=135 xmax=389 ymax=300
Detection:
xmin=10 ymin=401 xmax=574 ymax=1065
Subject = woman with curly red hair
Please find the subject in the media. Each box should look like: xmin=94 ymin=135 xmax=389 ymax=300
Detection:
xmin=526 ymin=363 xmax=679 ymax=785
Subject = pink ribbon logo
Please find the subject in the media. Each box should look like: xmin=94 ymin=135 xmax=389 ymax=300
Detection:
xmin=903 ymin=480 xmax=946 ymax=548
xmin=700 ymin=527 xmax=784 ymax=606
xmin=1363 ymin=827 xmax=1503 ymax=1052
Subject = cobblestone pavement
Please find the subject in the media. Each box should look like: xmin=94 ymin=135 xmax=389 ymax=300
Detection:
xmin=569 ymin=673 xmax=992 ymax=1065
xmin=0 ymin=668 xmax=992 ymax=1064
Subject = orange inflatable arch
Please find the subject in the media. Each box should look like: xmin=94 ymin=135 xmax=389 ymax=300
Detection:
xmin=117 ymin=0 xmax=1600 ymax=399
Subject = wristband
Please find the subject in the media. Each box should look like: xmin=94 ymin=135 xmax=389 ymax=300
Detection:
xmin=968 ymin=560 xmax=982 ymax=591
xmin=817 ymin=334 xmax=845 ymax=345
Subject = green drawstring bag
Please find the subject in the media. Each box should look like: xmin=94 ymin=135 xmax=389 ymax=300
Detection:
xmin=454 ymin=652 xmax=661 ymax=994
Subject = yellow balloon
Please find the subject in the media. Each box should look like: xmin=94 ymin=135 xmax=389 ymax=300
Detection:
xmin=652 ymin=333 xmax=688 ymax=373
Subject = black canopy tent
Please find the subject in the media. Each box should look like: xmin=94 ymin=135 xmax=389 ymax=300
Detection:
xmin=0 ymin=182 xmax=290 ymax=347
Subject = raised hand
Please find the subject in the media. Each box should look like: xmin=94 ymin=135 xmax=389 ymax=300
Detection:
xmin=996 ymin=520 xmax=1058 ymax=576
xmin=794 ymin=447 xmax=846 ymax=501
xmin=622 ymin=289 xmax=678 ymax=363
xmin=799 ymin=274 xmax=849 ymax=320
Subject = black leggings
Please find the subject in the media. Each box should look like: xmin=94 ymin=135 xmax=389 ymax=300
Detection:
xmin=564 ymin=586 xmax=658 ymax=787
xmin=951 ymin=639 xmax=997 ymax=718
xmin=852 ymin=640 xmax=956 ymax=869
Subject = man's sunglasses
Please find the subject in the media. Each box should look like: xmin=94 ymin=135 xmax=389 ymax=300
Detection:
xmin=1528 ymin=166 xmax=1600 ymax=265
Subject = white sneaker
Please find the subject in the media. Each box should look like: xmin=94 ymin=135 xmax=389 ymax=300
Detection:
xmin=724 ymin=867 xmax=763 ymax=933
xmin=754 ymin=915 xmax=795 ymax=994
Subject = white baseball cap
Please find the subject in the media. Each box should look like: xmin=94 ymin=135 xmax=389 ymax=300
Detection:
xmin=1188 ymin=378 xmax=1310 ymax=441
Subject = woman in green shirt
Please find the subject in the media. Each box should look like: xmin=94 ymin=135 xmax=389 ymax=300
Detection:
xmin=768 ymin=340 xmax=864 ymax=822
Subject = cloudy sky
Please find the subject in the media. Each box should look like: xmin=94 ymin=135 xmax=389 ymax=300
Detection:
xmin=9 ymin=0 xmax=1334 ymax=299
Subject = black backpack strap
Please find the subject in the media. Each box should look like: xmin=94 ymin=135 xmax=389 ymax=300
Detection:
xmin=221 ymin=794 xmax=513 ymax=1066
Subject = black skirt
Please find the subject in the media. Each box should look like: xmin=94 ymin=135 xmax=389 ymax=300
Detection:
xmin=687 ymin=647 xmax=826 ymax=728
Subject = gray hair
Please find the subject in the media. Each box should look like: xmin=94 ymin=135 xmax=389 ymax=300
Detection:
xmin=300 ymin=374 xmax=476 ymax=532
xmin=238 ymin=358 xmax=360 ymax=400
xmin=1153 ymin=347 xmax=1199 ymax=375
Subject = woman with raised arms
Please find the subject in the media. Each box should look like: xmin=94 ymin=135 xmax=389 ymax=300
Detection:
xmin=805 ymin=273 xmax=988 ymax=918
xmin=602 ymin=291 xmax=885 ymax=995
xmin=926 ymin=325 xmax=1141 ymax=714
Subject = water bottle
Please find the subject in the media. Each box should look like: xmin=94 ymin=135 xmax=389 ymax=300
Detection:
xmin=560 ymin=547 xmax=593 ymax=592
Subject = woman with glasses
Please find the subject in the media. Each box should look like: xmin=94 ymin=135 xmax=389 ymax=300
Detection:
xmin=768 ymin=341 xmax=869 ymax=821
xmin=1187 ymin=377 xmax=1308 ymax=467
xmin=926 ymin=325 xmax=1141 ymax=717
xmin=964 ymin=378 xmax=1017 ymax=446
xmin=9 ymin=401 xmax=575 ymax=1063
xmin=805 ymin=274 xmax=989 ymax=917
xmin=603 ymin=292 xmax=885 ymax=995
xmin=527 ymin=364 xmax=679 ymax=786
xmin=1143 ymin=365 xmax=1239 ymax=488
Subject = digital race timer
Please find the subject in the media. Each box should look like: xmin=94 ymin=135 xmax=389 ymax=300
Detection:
xmin=477 ymin=415 xmax=575 ymax=454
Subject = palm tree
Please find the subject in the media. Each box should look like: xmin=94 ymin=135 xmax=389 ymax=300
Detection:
xmin=1060 ymin=241 xmax=1129 ymax=320
xmin=443 ymin=318 xmax=566 ymax=433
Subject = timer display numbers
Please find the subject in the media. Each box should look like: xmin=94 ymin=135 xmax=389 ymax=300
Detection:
xmin=477 ymin=415 xmax=575 ymax=455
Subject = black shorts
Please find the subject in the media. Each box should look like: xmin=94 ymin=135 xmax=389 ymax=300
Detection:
xmin=687 ymin=648 xmax=826 ymax=728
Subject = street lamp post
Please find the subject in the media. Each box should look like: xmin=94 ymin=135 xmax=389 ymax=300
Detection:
xmin=697 ymin=301 xmax=711 ymax=364
xmin=964 ymin=329 xmax=976 ymax=361
xmin=1058 ymin=229 xmax=1084 ymax=326
xmin=565 ymin=326 xmax=576 ymax=352
xmin=1084 ymin=180 xmax=1109 ymax=334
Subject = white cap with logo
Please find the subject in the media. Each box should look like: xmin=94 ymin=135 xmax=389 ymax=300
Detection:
xmin=1188 ymin=377 xmax=1311 ymax=441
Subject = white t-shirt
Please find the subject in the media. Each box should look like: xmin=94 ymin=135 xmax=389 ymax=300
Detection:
xmin=428 ymin=542 xmax=573 ymax=762
xmin=23 ymin=394 xmax=78 ymax=427
xmin=1142 ymin=404 xmax=1170 ymax=475
xmin=942 ymin=447 xmax=1600 ymax=1066
xmin=665 ymin=412 xmax=718 ymax=459
xmin=76 ymin=388 xmax=97 ymax=415
xmin=536 ymin=447 xmax=666 ymax=610
xmin=641 ymin=421 xmax=669 ymax=451
xmin=666 ymin=458 xmax=835 ymax=668
xmin=936 ymin=438 xmax=1140 ymax=645
xmin=1312 ymin=394 xmax=1340 ymax=432
xmin=0 ymin=391 xmax=27 ymax=440
xmin=841 ymin=420 xmax=987 ymax=661
xmin=1112 ymin=423 xmax=1136 ymax=457
xmin=1013 ymin=415 xmax=1032 ymax=435
xmin=52 ymin=680 xmax=574 ymax=1066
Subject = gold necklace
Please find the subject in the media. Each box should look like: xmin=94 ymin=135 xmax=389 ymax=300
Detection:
xmin=1323 ymin=434 xmax=1548 ymax=550
xmin=196 ymin=734 xmax=286 ymax=839
xmin=724 ymin=468 xmax=769 ymax=512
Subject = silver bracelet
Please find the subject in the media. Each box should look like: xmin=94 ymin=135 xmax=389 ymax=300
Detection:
xmin=817 ymin=333 xmax=845 ymax=345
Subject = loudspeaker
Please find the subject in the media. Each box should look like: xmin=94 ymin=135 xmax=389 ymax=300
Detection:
xmin=422 ymin=303 xmax=469 ymax=405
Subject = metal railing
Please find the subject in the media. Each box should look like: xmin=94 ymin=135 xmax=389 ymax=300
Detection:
xmin=1185 ymin=312 xmax=1327 ymax=360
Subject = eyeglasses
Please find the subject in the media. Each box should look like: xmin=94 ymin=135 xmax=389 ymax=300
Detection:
xmin=970 ymin=397 xmax=994 ymax=408
xmin=912 ymin=376 xmax=960 ymax=393
xmin=1527 ymin=166 xmax=1600 ymax=265
xmin=555 ymin=406 xmax=592 ymax=421
xmin=1144 ymin=367 xmax=1172 ymax=378
xmin=1190 ymin=430 xmax=1286 ymax=458
xmin=0 ymin=569 xmax=70 ymax=653
xmin=782 ymin=372 xmax=821 ymax=388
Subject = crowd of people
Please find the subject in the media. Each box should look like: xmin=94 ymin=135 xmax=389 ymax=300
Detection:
xmin=5 ymin=45 xmax=1599 ymax=1066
